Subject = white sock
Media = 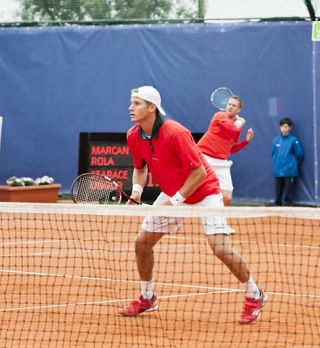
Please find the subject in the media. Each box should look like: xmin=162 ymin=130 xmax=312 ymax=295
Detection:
xmin=140 ymin=280 xmax=154 ymax=300
xmin=243 ymin=276 xmax=260 ymax=299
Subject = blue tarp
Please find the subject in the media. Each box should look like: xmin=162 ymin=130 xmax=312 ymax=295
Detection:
xmin=0 ymin=22 xmax=318 ymax=205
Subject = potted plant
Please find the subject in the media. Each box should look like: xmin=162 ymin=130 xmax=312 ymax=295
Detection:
xmin=0 ymin=176 xmax=61 ymax=203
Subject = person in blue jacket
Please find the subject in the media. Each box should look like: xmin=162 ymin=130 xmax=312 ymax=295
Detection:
xmin=272 ymin=117 xmax=304 ymax=206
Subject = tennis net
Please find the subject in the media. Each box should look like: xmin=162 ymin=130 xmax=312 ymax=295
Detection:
xmin=0 ymin=202 xmax=319 ymax=347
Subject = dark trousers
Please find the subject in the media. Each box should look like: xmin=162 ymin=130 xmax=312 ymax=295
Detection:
xmin=274 ymin=177 xmax=295 ymax=206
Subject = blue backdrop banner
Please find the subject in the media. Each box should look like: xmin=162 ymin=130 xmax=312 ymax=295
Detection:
xmin=0 ymin=22 xmax=318 ymax=205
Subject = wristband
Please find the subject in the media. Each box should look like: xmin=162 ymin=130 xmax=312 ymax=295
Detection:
xmin=132 ymin=184 xmax=143 ymax=196
xmin=235 ymin=117 xmax=245 ymax=128
xmin=170 ymin=191 xmax=185 ymax=206
xmin=234 ymin=119 xmax=242 ymax=128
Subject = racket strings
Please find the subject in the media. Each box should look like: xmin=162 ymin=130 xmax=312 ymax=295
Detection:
xmin=73 ymin=175 xmax=121 ymax=204
xmin=210 ymin=87 xmax=233 ymax=111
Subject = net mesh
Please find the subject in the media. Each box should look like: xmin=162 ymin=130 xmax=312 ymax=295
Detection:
xmin=0 ymin=202 xmax=319 ymax=347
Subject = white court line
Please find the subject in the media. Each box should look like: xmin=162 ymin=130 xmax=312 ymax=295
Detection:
xmin=0 ymin=249 xmax=97 ymax=258
xmin=0 ymin=238 xmax=319 ymax=313
xmin=0 ymin=240 xmax=62 ymax=247
xmin=0 ymin=268 xmax=234 ymax=291
xmin=0 ymin=268 xmax=319 ymax=300
xmin=3 ymin=240 xmax=317 ymax=259
xmin=166 ymin=235 xmax=320 ymax=250
xmin=1 ymin=237 xmax=318 ymax=259
xmin=0 ymin=290 xmax=233 ymax=313
xmin=1 ymin=235 xmax=318 ymax=252
xmin=0 ymin=244 xmax=201 ymax=258
xmin=1 ymin=285 xmax=320 ymax=313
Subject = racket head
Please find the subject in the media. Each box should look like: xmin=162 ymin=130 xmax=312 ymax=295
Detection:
xmin=210 ymin=87 xmax=233 ymax=111
xmin=71 ymin=173 xmax=122 ymax=204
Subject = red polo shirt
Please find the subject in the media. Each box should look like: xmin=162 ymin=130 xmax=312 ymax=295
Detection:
xmin=198 ymin=112 xmax=248 ymax=160
xmin=127 ymin=117 xmax=220 ymax=204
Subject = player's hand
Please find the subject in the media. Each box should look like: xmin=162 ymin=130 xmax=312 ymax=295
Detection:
xmin=246 ymin=128 xmax=254 ymax=143
xmin=234 ymin=116 xmax=246 ymax=128
xmin=126 ymin=192 xmax=141 ymax=205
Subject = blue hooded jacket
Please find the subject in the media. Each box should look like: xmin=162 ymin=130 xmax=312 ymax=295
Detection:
xmin=272 ymin=134 xmax=304 ymax=177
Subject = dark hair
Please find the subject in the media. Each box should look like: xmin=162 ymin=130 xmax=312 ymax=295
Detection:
xmin=280 ymin=117 xmax=293 ymax=127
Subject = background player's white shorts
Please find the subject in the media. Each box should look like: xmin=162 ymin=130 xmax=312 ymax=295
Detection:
xmin=141 ymin=192 xmax=234 ymax=235
xmin=202 ymin=154 xmax=234 ymax=191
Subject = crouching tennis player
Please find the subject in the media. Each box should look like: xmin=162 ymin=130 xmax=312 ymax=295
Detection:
xmin=119 ymin=86 xmax=267 ymax=324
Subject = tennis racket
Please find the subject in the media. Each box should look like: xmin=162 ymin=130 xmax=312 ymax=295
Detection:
xmin=71 ymin=173 xmax=140 ymax=205
xmin=210 ymin=87 xmax=233 ymax=111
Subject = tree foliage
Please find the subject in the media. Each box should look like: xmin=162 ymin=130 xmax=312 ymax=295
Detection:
xmin=113 ymin=0 xmax=171 ymax=20
xmin=18 ymin=0 xmax=198 ymax=22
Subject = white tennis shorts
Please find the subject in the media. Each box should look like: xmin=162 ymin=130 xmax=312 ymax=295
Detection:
xmin=202 ymin=154 xmax=234 ymax=191
xmin=141 ymin=192 xmax=234 ymax=235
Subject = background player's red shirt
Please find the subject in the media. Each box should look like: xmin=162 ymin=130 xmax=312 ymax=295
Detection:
xmin=198 ymin=112 xmax=248 ymax=160
xmin=127 ymin=118 xmax=220 ymax=204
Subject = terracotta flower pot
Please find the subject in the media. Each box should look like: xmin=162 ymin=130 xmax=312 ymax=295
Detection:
xmin=0 ymin=184 xmax=61 ymax=203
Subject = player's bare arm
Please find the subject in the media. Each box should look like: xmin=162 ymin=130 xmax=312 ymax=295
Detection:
xmin=164 ymin=165 xmax=206 ymax=206
xmin=129 ymin=166 xmax=148 ymax=204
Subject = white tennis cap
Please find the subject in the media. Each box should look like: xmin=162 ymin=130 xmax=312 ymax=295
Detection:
xmin=131 ymin=86 xmax=166 ymax=115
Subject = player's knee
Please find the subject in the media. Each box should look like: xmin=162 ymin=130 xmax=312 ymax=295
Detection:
xmin=135 ymin=233 xmax=156 ymax=254
xmin=208 ymin=235 xmax=230 ymax=259
xmin=135 ymin=235 xmax=148 ymax=254
xmin=222 ymin=191 xmax=233 ymax=206
xmin=223 ymin=197 xmax=232 ymax=206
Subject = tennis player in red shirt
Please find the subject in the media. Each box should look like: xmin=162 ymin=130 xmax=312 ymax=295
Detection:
xmin=198 ymin=96 xmax=254 ymax=206
xmin=119 ymin=86 xmax=267 ymax=324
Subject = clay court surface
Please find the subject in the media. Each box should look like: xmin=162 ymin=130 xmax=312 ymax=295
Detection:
xmin=0 ymin=212 xmax=319 ymax=347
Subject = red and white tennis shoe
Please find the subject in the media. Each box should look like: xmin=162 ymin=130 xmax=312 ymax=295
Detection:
xmin=119 ymin=294 xmax=158 ymax=317
xmin=239 ymin=289 xmax=268 ymax=324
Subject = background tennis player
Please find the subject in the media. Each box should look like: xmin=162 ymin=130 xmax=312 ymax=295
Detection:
xmin=119 ymin=86 xmax=267 ymax=324
xmin=197 ymin=96 xmax=254 ymax=206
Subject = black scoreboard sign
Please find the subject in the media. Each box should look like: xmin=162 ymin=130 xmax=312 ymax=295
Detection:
xmin=78 ymin=132 xmax=203 ymax=202
xmin=78 ymin=133 xmax=160 ymax=201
